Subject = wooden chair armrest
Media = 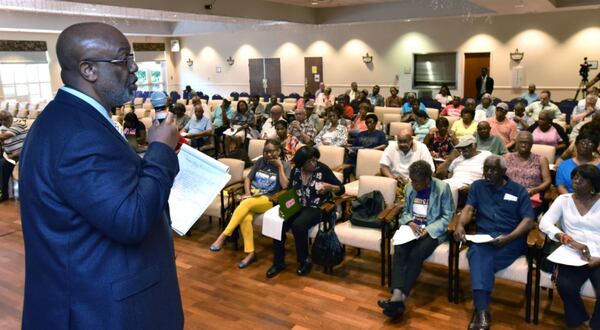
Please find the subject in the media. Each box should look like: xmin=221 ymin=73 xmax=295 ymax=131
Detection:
xmin=320 ymin=201 xmax=336 ymax=213
xmin=269 ymin=190 xmax=288 ymax=204
xmin=447 ymin=212 xmax=461 ymax=233
xmin=223 ymin=181 xmax=244 ymax=194
xmin=527 ymin=225 xmax=546 ymax=249
xmin=332 ymin=164 xmax=353 ymax=172
xmin=334 ymin=194 xmax=355 ymax=205
xmin=378 ymin=204 xmax=403 ymax=223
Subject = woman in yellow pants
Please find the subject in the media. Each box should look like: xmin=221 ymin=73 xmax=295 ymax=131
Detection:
xmin=210 ymin=139 xmax=290 ymax=268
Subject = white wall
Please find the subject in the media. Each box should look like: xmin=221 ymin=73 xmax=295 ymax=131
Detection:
xmin=178 ymin=8 xmax=600 ymax=101
xmin=0 ymin=31 xmax=175 ymax=98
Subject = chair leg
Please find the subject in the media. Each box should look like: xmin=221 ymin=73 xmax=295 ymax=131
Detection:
xmin=380 ymin=229 xmax=385 ymax=287
xmin=356 ymin=248 xmax=361 ymax=257
xmin=525 ymin=250 xmax=533 ymax=323
xmin=448 ymin=240 xmax=455 ymax=302
xmin=533 ymin=249 xmax=542 ymax=324
xmin=453 ymin=244 xmax=460 ymax=304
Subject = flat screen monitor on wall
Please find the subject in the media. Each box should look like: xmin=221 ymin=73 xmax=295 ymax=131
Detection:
xmin=413 ymin=52 xmax=457 ymax=89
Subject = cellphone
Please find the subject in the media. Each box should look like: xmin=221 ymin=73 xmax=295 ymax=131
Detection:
xmin=155 ymin=111 xmax=167 ymax=123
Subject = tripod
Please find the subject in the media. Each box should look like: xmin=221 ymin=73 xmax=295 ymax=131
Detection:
xmin=574 ymin=77 xmax=588 ymax=99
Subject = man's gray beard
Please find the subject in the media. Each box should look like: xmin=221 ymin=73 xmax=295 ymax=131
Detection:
xmin=99 ymin=86 xmax=133 ymax=110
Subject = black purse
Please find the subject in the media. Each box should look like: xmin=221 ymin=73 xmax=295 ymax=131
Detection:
xmin=311 ymin=210 xmax=345 ymax=267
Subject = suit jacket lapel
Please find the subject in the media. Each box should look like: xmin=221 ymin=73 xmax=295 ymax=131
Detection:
xmin=54 ymin=90 xmax=129 ymax=147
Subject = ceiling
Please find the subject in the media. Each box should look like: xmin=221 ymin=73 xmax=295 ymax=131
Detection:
xmin=0 ymin=0 xmax=599 ymax=35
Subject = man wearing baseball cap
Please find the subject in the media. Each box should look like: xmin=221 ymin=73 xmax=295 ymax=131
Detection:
xmin=487 ymin=102 xmax=517 ymax=149
xmin=437 ymin=135 xmax=492 ymax=189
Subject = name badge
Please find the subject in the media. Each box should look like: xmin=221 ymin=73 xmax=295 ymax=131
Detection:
xmin=503 ymin=193 xmax=518 ymax=202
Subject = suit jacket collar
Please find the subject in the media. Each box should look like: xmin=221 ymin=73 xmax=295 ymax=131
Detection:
xmin=54 ymin=89 xmax=128 ymax=146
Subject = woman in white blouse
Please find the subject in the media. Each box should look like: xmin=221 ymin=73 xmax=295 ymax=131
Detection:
xmin=539 ymin=164 xmax=600 ymax=330
xmin=314 ymin=105 xmax=348 ymax=148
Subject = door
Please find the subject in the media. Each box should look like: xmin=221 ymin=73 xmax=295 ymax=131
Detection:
xmin=304 ymin=57 xmax=323 ymax=94
xmin=464 ymin=52 xmax=490 ymax=99
xmin=249 ymin=58 xmax=281 ymax=96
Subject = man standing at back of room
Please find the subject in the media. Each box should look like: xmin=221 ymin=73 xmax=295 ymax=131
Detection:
xmin=19 ymin=22 xmax=184 ymax=329
xmin=475 ymin=67 xmax=494 ymax=101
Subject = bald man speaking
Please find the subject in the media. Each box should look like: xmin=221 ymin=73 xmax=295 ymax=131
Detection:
xmin=19 ymin=23 xmax=184 ymax=328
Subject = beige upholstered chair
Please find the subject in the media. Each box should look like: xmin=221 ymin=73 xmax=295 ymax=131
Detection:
xmin=427 ymin=107 xmax=439 ymax=120
xmin=243 ymin=139 xmax=266 ymax=178
xmin=204 ymin=158 xmax=245 ymax=226
xmin=343 ymin=149 xmax=384 ymax=196
xmin=388 ymin=122 xmax=412 ymax=137
xmin=531 ymin=144 xmax=556 ymax=164
xmin=335 ymin=175 xmax=399 ymax=285
xmin=317 ymin=145 xmax=345 ymax=182
xmin=443 ymin=116 xmax=460 ymax=129
xmin=134 ymin=108 xmax=147 ymax=119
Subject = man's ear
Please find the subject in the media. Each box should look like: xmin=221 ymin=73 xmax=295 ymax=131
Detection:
xmin=79 ymin=61 xmax=98 ymax=83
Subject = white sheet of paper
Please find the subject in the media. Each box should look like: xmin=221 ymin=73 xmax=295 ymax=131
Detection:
xmin=547 ymin=245 xmax=588 ymax=266
xmin=169 ymin=144 xmax=231 ymax=236
xmin=261 ymin=205 xmax=284 ymax=241
xmin=180 ymin=132 xmax=188 ymax=137
xmin=222 ymin=128 xmax=237 ymax=136
xmin=392 ymin=225 xmax=419 ymax=246
xmin=466 ymin=234 xmax=495 ymax=243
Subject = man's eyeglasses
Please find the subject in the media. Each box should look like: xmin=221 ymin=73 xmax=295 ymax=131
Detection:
xmin=83 ymin=53 xmax=135 ymax=67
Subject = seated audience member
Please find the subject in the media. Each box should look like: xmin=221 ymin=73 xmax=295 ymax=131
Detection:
xmin=315 ymin=87 xmax=335 ymax=114
xmin=183 ymin=101 xmax=212 ymax=149
xmin=571 ymin=94 xmax=600 ymax=125
xmin=212 ymin=97 xmax=235 ymax=140
xmin=402 ymin=99 xmax=425 ymax=123
xmin=412 ymin=109 xmax=436 ymax=142
xmin=123 ymin=112 xmax=147 ymax=148
xmin=350 ymin=102 xmax=371 ymax=136
xmin=368 ymin=85 xmax=385 ymax=107
xmin=337 ymin=94 xmax=355 ymax=120
xmin=302 ymin=100 xmax=320 ymax=131
xmin=226 ymin=100 xmax=255 ymax=152
xmin=451 ymin=107 xmax=478 ymax=140
xmin=261 ymin=104 xmax=284 ymax=140
xmin=521 ymin=83 xmax=539 ymax=105
xmin=441 ymin=96 xmax=464 ymax=117
xmin=402 ymin=93 xmax=426 ymax=119
xmin=380 ymin=128 xmax=435 ymax=185
xmin=435 ymin=84 xmax=453 ymax=107
xmin=0 ymin=110 xmax=27 ymax=201
xmin=295 ymin=91 xmax=311 ymax=111
xmin=264 ymin=95 xmax=279 ymax=119
xmin=346 ymin=81 xmax=359 ymax=101
xmin=386 ymin=87 xmax=403 ymax=107
xmin=424 ymin=117 xmax=456 ymax=160
xmin=504 ymin=131 xmax=552 ymax=216
xmin=475 ymin=121 xmax=507 ymax=156
xmin=275 ymin=120 xmax=300 ymax=162
xmin=508 ymin=101 xmax=534 ymax=131
xmin=210 ymin=140 xmax=289 ymax=268
xmin=527 ymin=109 xmax=568 ymax=153
xmin=556 ymin=129 xmax=600 ymax=194
xmin=475 ymin=93 xmax=495 ymax=121
xmin=525 ymin=89 xmax=564 ymax=121
xmin=346 ymin=113 xmax=387 ymax=172
xmin=289 ymin=107 xmax=317 ymax=145
xmin=314 ymin=105 xmax=348 ymax=148
xmin=267 ymin=146 xmax=345 ymax=278
xmin=487 ymin=102 xmax=517 ymax=149
xmin=569 ymin=112 xmax=600 ymax=144
xmin=378 ymin=160 xmax=455 ymax=318
xmin=183 ymin=85 xmax=195 ymax=100
xmin=539 ymin=165 xmax=600 ymax=330
xmin=172 ymin=103 xmax=190 ymax=131
xmin=436 ymin=136 xmax=492 ymax=189
xmin=454 ymin=155 xmax=535 ymax=330
xmin=315 ymin=82 xmax=325 ymax=99
xmin=249 ymin=95 xmax=265 ymax=124
xmin=351 ymin=89 xmax=371 ymax=114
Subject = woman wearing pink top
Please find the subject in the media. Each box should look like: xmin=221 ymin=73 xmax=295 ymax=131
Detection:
xmin=527 ymin=109 xmax=568 ymax=154
xmin=441 ymin=96 xmax=464 ymax=117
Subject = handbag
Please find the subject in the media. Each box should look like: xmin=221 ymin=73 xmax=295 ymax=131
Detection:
xmin=277 ymin=189 xmax=301 ymax=220
xmin=350 ymin=190 xmax=386 ymax=228
xmin=311 ymin=211 xmax=345 ymax=267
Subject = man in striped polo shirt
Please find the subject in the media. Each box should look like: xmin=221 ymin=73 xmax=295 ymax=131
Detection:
xmin=0 ymin=110 xmax=28 ymax=201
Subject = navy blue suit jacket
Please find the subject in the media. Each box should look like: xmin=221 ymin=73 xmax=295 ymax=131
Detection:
xmin=19 ymin=90 xmax=184 ymax=329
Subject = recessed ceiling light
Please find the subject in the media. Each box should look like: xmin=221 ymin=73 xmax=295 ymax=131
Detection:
xmin=311 ymin=1 xmax=319 ymax=5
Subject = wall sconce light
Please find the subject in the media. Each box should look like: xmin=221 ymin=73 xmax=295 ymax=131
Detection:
xmin=510 ymin=48 xmax=524 ymax=62
xmin=186 ymin=58 xmax=193 ymax=67
xmin=362 ymin=53 xmax=373 ymax=64
xmin=226 ymin=56 xmax=235 ymax=66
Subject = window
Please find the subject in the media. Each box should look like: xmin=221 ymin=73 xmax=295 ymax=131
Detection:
xmin=0 ymin=63 xmax=52 ymax=102
xmin=135 ymin=61 xmax=166 ymax=92
xmin=413 ymin=52 xmax=457 ymax=89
